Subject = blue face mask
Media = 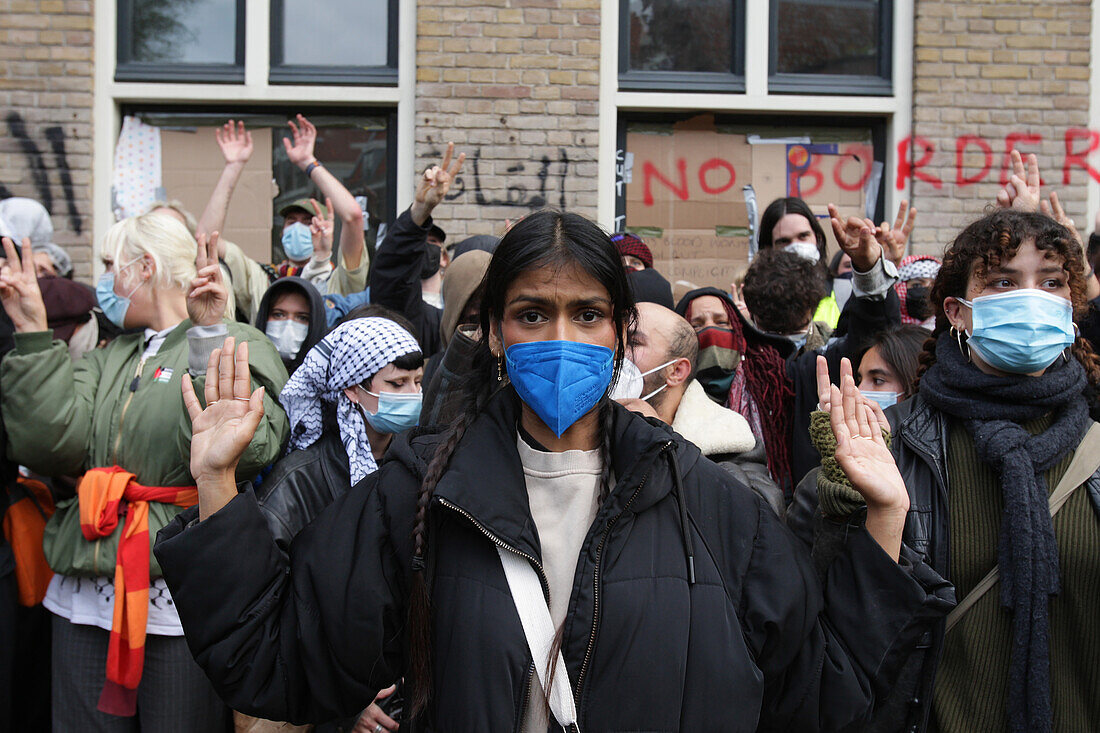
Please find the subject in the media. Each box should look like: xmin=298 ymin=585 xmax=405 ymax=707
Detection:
xmin=95 ymin=261 xmax=144 ymax=329
xmin=282 ymin=222 xmax=314 ymax=262
xmin=959 ymin=289 xmax=1075 ymax=374
xmin=360 ymin=389 xmax=422 ymax=434
xmin=505 ymin=340 xmax=614 ymax=437
xmin=860 ymin=389 xmax=900 ymax=410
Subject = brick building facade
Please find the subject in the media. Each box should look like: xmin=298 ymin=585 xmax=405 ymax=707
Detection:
xmin=0 ymin=0 xmax=1096 ymax=276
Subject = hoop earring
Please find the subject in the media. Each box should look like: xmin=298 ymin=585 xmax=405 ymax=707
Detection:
xmin=496 ymin=355 xmax=503 ymax=382
xmin=950 ymin=325 xmax=971 ymax=363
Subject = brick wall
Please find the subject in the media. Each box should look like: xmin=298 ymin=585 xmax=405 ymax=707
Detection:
xmin=0 ymin=0 xmax=95 ymax=279
xmin=909 ymin=0 xmax=1092 ymax=254
xmin=414 ymin=0 xmax=601 ymax=240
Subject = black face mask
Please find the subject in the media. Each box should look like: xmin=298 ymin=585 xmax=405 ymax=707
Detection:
xmin=906 ymin=284 xmax=933 ymax=321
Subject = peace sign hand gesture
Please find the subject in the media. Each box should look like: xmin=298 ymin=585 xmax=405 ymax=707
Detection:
xmin=876 ymin=200 xmax=916 ymax=266
xmin=183 ymin=337 xmax=265 ymax=520
xmin=411 ymin=142 xmax=466 ymax=225
xmin=996 ymin=150 xmax=1042 ymax=212
xmin=187 ymin=231 xmax=228 ymax=327
xmin=828 ymin=203 xmax=882 ymax=273
xmin=0 ymin=236 xmax=48 ymax=333
xmin=310 ymin=197 xmax=335 ymax=261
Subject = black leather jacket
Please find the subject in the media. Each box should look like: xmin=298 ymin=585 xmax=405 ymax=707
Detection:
xmin=791 ymin=394 xmax=1100 ymax=733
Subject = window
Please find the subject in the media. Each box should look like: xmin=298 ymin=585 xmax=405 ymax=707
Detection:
xmin=116 ymin=0 xmax=245 ymax=82
xmin=769 ymin=0 xmax=892 ymax=94
xmin=619 ymin=0 xmax=746 ymax=92
xmin=130 ymin=109 xmax=396 ymax=265
xmin=270 ymin=0 xmax=399 ymax=85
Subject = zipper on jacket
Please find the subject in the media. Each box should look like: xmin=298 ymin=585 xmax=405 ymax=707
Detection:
xmin=574 ymin=440 xmax=672 ymax=705
xmin=112 ymin=356 xmax=148 ymax=462
xmin=436 ymin=498 xmax=569 ymax=730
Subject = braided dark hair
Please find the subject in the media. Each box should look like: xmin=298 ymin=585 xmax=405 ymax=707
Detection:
xmin=406 ymin=210 xmax=635 ymax=718
xmin=914 ymin=208 xmax=1100 ymax=387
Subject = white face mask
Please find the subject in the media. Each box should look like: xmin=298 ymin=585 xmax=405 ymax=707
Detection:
xmin=609 ymin=357 xmax=679 ymax=401
xmin=265 ymin=319 xmax=309 ymax=360
xmin=783 ymin=241 xmax=821 ymax=263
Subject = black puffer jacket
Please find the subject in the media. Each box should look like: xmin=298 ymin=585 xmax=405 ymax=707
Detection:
xmin=155 ymin=390 xmax=952 ymax=731
xmin=254 ymin=408 xmax=350 ymax=555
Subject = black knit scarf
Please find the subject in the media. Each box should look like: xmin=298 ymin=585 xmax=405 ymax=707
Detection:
xmin=919 ymin=331 xmax=1089 ymax=733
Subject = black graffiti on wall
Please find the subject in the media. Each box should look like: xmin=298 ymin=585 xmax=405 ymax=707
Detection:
xmin=430 ymin=147 xmax=572 ymax=209
xmin=4 ymin=112 xmax=83 ymax=235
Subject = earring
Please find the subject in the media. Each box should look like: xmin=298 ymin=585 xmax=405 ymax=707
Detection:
xmin=496 ymin=355 xmax=503 ymax=382
xmin=950 ymin=325 xmax=971 ymax=363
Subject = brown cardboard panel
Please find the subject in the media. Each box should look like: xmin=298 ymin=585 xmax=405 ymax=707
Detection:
xmin=160 ymin=127 xmax=274 ymax=262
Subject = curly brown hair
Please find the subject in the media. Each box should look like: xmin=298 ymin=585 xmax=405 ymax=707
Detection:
xmin=916 ymin=208 xmax=1100 ymax=385
xmin=743 ymin=248 xmax=829 ymax=334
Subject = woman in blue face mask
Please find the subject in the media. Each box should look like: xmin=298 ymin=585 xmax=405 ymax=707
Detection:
xmin=810 ymin=205 xmax=1100 ymax=733
xmin=158 ymin=208 xmax=952 ymax=732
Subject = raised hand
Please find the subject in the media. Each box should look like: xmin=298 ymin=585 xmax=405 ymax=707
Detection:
xmin=995 ymin=149 xmax=1042 ymax=212
xmin=411 ymin=142 xmax=466 ymax=224
xmin=283 ymin=114 xmax=318 ymax=170
xmin=183 ymin=338 xmax=265 ymax=519
xmin=310 ymin=197 xmax=335 ymax=261
xmin=216 ymin=120 xmax=253 ymax=166
xmin=828 ymin=203 xmax=881 ymax=273
xmin=0 ymin=236 xmax=48 ymax=333
xmin=1039 ymin=190 xmax=1084 ymax=248
xmin=876 ymin=200 xmax=916 ymax=266
xmin=187 ymin=231 xmax=228 ymax=327
xmin=828 ymin=358 xmax=908 ymax=560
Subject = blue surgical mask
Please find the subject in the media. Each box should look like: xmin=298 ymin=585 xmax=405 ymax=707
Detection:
xmin=95 ymin=260 xmax=144 ymax=329
xmin=860 ymin=389 xmax=900 ymax=410
xmin=505 ymin=340 xmax=614 ymax=437
xmin=360 ymin=388 xmax=422 ymax=434
xmin=959 ymin=289 xmax=1075 ymax=374
xmin=282 ymin=222 xmax=314 ymax=262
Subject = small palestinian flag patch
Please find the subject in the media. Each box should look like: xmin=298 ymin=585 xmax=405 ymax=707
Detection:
xmin=153 ymin=367 xmax=173 ymax=383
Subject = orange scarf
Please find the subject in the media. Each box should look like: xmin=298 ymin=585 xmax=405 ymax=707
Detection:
xmin=78 ymin=466 xmax=197 ymax=717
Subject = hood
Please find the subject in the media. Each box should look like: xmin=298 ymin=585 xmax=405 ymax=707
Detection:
xmin=671 ymin=380 xmax=755 ymax=457
xmin=0 ymin=197 xmax=52 ymax=246
xmin=254 ymin=276 xmax=328 ymax=374
xmin=675 ymin=286 xmax=796 ymax=358
xmin=38 ymin=274 xmax=95 ymax=342
xmin=439 ymin=250 xmax=492 ymax=348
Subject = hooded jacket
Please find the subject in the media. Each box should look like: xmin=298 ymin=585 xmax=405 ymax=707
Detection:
xmin=255 ymin=277 xmax=328 ymax=375
xmin=676 ymin=285 xmax=900 ymax=486
xmin=155 ymin=388 xmax=951 ymax=732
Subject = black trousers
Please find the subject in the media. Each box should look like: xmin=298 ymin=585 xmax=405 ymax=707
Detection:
xmin=50 ymin=613 xmax=229 ymax=732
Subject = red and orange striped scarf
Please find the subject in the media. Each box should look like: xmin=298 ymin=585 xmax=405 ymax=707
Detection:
xmin=78 ymin=466 xmax=197 ymax=716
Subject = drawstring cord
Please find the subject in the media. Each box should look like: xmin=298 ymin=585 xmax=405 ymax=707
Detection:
xmin=667 ymin=448 xmax=696 ymax=585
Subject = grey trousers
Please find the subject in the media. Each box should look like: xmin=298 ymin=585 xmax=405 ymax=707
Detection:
xmin=50 ymin=613 xmax=229 ymax=732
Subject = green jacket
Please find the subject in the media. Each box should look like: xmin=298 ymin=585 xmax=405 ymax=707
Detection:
xmin=1 ymin=321 xmax=289 ymax=575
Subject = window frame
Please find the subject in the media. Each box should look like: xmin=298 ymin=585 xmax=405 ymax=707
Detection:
xmin=767 ymin=0 xmax=893 ymax=95
xmin=115 ymin=0 xmax=247 ymax=83
xmin=268 ymin=0 xmax=400 ymax=86
xmin=617 ymin=0 xmax=746 ymax=93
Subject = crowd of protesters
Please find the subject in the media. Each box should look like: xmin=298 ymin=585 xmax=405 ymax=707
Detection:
xmin=0 ymin=116 xmax=1098 ymax=733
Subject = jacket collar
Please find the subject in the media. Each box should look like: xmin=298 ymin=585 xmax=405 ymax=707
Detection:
xmin=429 ymin=387 xmax=696 ymax=561
xmin=671 ymin=380 xmax=755 ymax=456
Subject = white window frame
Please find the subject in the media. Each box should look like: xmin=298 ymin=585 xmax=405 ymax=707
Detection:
xmin=91 ymin=0 xmax=417 ymax=275
xmin=597 ymin=0 xmax=914 ymax=233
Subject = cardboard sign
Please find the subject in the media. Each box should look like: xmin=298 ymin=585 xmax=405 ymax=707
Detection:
xmin=624 ymin=115 xmax=874 ymax=291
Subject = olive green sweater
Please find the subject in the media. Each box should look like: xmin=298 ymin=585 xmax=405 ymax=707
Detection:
xmin=931 ymin=417 xmax=1100 ymax=732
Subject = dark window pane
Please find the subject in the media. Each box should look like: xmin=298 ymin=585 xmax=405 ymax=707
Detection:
xmin=279 ymin=0 xmax=388 ymax=67
xmin=774 ymin=0 xmax=881 ymax=76
xmin=126 ymin=0 xmax=237 ymax=64
xmin=627 ymin=0 xmax=732 ymax=73
xmin=272 ymin=120 xmax=389 ymax=261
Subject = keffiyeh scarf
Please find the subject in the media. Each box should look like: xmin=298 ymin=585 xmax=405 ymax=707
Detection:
xmin=280 ymin=317 xmax=421 ymax=484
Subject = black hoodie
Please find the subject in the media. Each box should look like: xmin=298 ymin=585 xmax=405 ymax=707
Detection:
xmin=254 ymin=277 xmax=328 ymax=376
